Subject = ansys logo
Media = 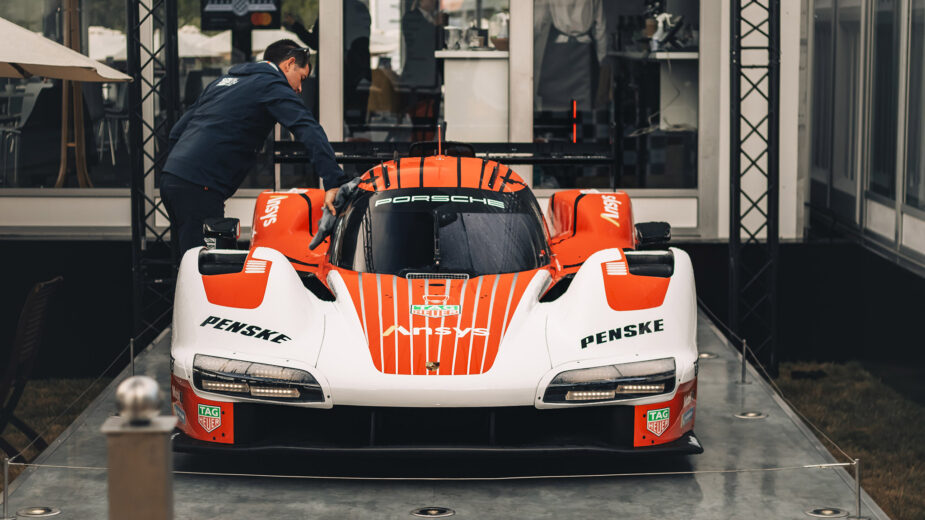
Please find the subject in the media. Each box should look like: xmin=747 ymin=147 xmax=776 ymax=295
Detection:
xmin=600 ymin=194 xmax=622 ymax=227
xmin=197 ymin=404 xmax=221 ymax=433
xmin=646 ymin=407 xmax=670 ymax=437
xmin=411 ymin=294 xmax=460 ymax=318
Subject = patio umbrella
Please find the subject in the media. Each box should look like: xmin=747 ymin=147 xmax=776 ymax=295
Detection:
xmin=0 ymin=16 xmax=130 ymax=82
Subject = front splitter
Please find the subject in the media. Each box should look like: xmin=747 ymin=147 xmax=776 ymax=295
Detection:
xmin=172 ymin=430 xmax=703 ymax=457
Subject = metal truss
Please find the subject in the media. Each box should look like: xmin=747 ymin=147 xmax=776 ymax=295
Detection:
xmin=126 ymin=0 xmax=180 ymax=346
xmin=729 ymin=0 xmax=780 ymax=373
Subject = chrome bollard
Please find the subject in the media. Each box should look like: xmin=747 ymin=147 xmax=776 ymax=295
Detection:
xmin=101 ymin=375 xmax=176 ymax=520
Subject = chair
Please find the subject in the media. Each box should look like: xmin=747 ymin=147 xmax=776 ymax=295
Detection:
xmin=0 ymin=82 xmax=48 ymax=186
xmin=82 ymin=82 xmax=110 ymax=164
xmin=0 ymin=87 xmax=24 ymax=186
xmin=0 ymin=277 xmax=63 ymax=462
xmin=103 ymin=83 xmax=129 ymax=157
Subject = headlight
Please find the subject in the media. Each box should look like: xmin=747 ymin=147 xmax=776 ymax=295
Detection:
xmin=543 ymin=358 xmax=675 ymax=403
xmin=192 ymin=354 xmax=323 ymax=402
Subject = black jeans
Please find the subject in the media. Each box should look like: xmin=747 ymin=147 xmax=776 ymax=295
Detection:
xmin=159 ymin=172 xmax=224 ymax=266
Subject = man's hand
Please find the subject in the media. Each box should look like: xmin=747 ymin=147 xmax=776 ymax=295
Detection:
xmin=324 ymin=187 xmax=339 ymax=216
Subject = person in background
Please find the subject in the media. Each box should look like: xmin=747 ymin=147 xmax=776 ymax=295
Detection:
xmin=533 ymin=0 xmax=607 ymax=112
xmin=283 ymin=1 xmax=371 ymax=135
xmin=401 ymin=0 xmax=444 ymax=141
xmin=160 ymin=39 xmax=347 ymax=263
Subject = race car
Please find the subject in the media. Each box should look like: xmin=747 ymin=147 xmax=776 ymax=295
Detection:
xmin=169 ymin=151 xmax=702 ymax=455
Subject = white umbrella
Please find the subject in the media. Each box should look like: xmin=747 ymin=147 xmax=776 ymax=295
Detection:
xmin=178 ymin=25 xmax=217 ymax=58
xmin=88 ymin=26 xmax=125 ymax=62
xmin=203 ymin=29 xmax=311 ymax=57
xmin=0 ymin=16 xmax=130 ymax=82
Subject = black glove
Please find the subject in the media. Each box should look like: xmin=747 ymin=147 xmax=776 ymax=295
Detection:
xmin=309 ymin=176 xmax=362 ymax=250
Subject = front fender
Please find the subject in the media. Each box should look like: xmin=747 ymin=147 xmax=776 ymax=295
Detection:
xmin=172 ymin=246 xmax=328 ymax=374
xmin=541 ymin=248 xmax=697 ymax=381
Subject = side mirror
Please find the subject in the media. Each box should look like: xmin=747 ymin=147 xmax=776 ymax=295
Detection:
xmin=203 ymin=218 xmax=240 ymax=250
xmin=635 ymin=221 xmax=671 ymax=249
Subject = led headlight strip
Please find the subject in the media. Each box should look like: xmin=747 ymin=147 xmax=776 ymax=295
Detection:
xmin=192 ymin=354 xmax=324 ymax=402
xmin=543 ymin=358 xmax=676 ymax=403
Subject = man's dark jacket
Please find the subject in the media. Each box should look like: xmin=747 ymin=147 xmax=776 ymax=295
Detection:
xmin=164 ymin=61 xmax=345 ymax=198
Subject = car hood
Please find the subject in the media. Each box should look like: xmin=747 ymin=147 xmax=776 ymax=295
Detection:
xmin=334 ymin=268 xmax=543 ymax=375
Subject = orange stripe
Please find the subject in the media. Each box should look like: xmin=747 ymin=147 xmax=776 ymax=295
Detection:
xmin=468 ymin=275 xmax=495 ymax=374
xmin=394 ymin=275 xmax=411 ymax=374
xmin=356 ymin=157 xmax=527 ymax=192
xmin=439 ymin=278 xmax=466 ymax=375
xmin=408 ymin=279 xmax=424 ymax=375
xmin=361 ymin=273 xmax=382 ymax=371
xmin=480 ymin=273 xmax=514 ymax=372
xmin=380 ymin=274 xmax=397 ymax=374
xmin=433 ymin=279 xmax=451 ymax=375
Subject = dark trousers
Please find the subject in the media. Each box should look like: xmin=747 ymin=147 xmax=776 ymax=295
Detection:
xmin=159 ymin=172 xmax=224 ymax=266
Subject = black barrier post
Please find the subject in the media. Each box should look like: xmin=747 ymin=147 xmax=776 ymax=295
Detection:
xmin=728 ymin=0 xmax=780 ymax=375
xmin=126 ymin=0 xmax=181 ymax=347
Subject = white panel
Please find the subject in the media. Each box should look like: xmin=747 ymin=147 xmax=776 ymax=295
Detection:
xmin=865 ymin=199 xmax=896 ymax=240
xmin=633 ymin=198 xmax=699 ymax=229
xmin=226 ymin=197 xmax=258 ymax=229
xmin=902 ymin=214 xmax=925 ymax=255
xmin=779 ymin=0 xmax=801 ymax=239
xmin=155 ymin=197 xmax=167 ymax=228
xmin=318 ymin=0 xmax=343 ymax=141
xmin=439 ymin=53 xmax=508 ymax=142
xmin=717 ymin=0 xmax=730 ymax=238
xmin=0 ymin=197 xmax=129 ymax=226
xmin=509 ymin=0 xmax=533 ymax=185
xmin=153 ymin=197 xmax=257 ymax=229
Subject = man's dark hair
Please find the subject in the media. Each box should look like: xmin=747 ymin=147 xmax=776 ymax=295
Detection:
xmin=263 ymin=39 xmax=310 ymax=67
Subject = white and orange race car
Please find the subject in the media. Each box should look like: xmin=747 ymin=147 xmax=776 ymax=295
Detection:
xmin=169 ymin=152 xmax=701 ymax=455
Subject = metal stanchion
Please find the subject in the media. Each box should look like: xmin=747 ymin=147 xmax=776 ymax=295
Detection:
xmin=101 ymin=375 xmax=176 ymax=520
xmin=847 ymin=458 xmax=870 ymax=520
xmin=740 ymin=339 xmax=748 ymax=384
xmin=130 ymin=338 xmax=135 ymax=377
xmin=855 ymin=459 xmax=862 ymax=518
xmin=2 ymin=456 xmax=12 ymax=520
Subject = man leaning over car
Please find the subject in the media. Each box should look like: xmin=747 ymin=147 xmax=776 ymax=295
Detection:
xmin=160 ymin=39 xmax=347 ymax=264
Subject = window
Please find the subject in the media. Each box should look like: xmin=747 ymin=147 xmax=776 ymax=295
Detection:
xmin=535 ymin=0 xmax=699 ymax=189
xmin=0 ymin=0 xmax=133 ymax=188
xmin=906 ymin=0 xmax=925 ymax=210
xmin=827 ymin=0 xmax=862 ymax=219
xmin=811 ymin=1 xmax=834 ymax=185
xmin=340 ymin=0 xmax=509 ymax=146
xmin=868 ymin=0 xmax=899 ymax=199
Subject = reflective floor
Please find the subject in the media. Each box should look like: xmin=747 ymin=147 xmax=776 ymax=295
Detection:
xmin=4 ymin=313 xmax=890 ymax=519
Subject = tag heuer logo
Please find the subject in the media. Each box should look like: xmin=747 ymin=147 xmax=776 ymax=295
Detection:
xmin=198 ymin=404 xmax=221 ymax=433
xmin=646 ymin=407 xmax=670 ymax=437
xmin=411 ymin=304 xmax=460 ymax=318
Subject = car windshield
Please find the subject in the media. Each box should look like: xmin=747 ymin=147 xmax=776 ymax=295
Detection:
xmin=329 ymin=188 xmax=550 ymax=276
